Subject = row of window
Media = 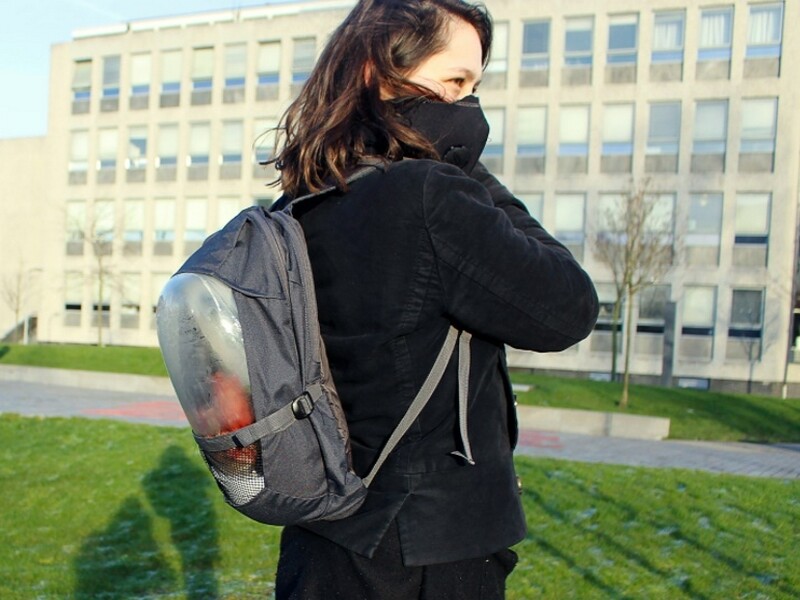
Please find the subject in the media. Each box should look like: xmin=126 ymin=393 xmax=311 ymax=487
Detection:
xmin=71 ymin=38 xmax=315 ymax=110
xmin=502 ymin=97 xmax=778 ymax=161
xmin=67 ymin=119 xmax=277 ymax=177
xmin=593 ymin=283 xmax=766 ymax=361
xmin=520 ymin=190 xmax=772 ymax=269
xmin=68 ymin=3 xmax=785 ymax=114
xmin=63 ymin=189 xmax=772 ymax=272
xmin=64 ymin=197 xmax=257 ymax=259
xmin=510 ymin=2 xmax=783 ymax=72
xmin=65 ymin=95 xmax=779 ymax=184
xmin=60 ymin=263 xmax=766 ymax=363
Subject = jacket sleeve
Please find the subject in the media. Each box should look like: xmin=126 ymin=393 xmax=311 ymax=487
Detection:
xmin=423 ymin=163 xmax=599 ymax=352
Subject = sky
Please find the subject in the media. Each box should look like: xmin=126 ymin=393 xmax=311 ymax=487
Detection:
xmin=0 ymin=0 xmax=295 ymax=139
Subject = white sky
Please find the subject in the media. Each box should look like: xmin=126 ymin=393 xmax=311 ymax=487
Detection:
xmin=0 ymin=0 xmax=293 ymax=139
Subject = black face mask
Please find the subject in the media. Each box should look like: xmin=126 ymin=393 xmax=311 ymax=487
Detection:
xmin=394 ymin=95 xmax=490 ymax=175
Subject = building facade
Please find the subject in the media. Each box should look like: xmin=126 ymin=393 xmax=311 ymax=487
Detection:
xmin=4 ymin=0 xmax=800 ymax=394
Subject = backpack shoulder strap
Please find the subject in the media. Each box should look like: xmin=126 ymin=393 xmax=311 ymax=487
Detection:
xmin=285 ymin=161 xmax=384 ymax=212
xmin=362 ymin=326 xmax=473 ymax=487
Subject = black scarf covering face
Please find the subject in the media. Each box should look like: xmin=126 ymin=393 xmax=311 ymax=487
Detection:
xmin=393 ymin=94 xmax=490 ymax=175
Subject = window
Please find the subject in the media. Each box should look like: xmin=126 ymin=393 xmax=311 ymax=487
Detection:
xmin=740 ymin=98 xmax=777 ymax=153
xmin=153 ymin=199 xmax=176 ymax=242
xmin=188 ymin=122 xmax=211 ymax=166
xmin=486 ymin=22 xmax=508 ymax=75
xmin=150 ymin=273 xmax=171 ymax=325
xmin=224 ymin=44 xmax=247 ymax=90
xmin=482 ymin=108 xmax=505 ymax=162
xmin=637 ymin=285 xmax=671 ymax=354
xmin=649 ymin=194 xmax=676 ymax=242
xmin=123 ymin=199 xmax=144 ymax=243
xmin=554 ymin=193 xmax=585 ymax=260
xmin=517 ymin=106 xmax=547 ymax=156
xmin=64 ymin=271 xmax=83 ymax=326
xmin=602 ymin=104 xmax=634 ymax=156
xmin=652 ymin=11 xmax=685 ymax=63
xmin=733 ymin=193 xmax=770 ymax=267
xmin=522 ymin=21 xmax=550 ymax=69
xmin=93 ymin=200 xmax=115 ymax=251
xmin=161 ymin=50 xmax=182 ymax=95
xmin=92 ymin=275 xmax=111 ymax=327
xmin=126 ymin=126 xmax=147 ymax=170
xmin=683 ymin=287 xmax=716 ymax=336
xmin=65 ymin=201 xmax=85 ymax=255
xmin=221 ymin=121 xmax=243 ymax=164
xmin=747 ymin=3 xmax=783 ymax=58
xmin=680 ymin=286 xmax=716 ymax=361
xmin=693 ymin=100 xmax=728 ymax=154
xmin=698 ymin=7 xmax=733 ymax=61
xmin=257 ymin=41 xmax=281 ymax=85
xmin=102 ymin=55 xmax=120 ymax=99
xmin=120 ymin=273 xmax=141 ymax=329
xmin=558 ymin=105 xmax=590 ymax=156
xmin=292 ymin=38 xmax=315 ymax=84
xmin=157 ymin=124 xmax=179 ymax=167
xmin=564 ymin=17 xmax=593 ymax=66
xmin=517 ymin=193 xmax=543 ymax=221
xmin=254 ymin=118 xmax=277 ymax=165
xmin=592 ymin=283 xmax=622 ymax=344
xmin=687 ymin=193 xmax=723 ymax=266
xmin=97 ymin=129 xmax=118 ymax=171
xmin=217 ymin=197 xmax=242 ymax=229
xmin=647 ymin=102 xmax=681 ymax=155
xmin=607 ymin=14 xmax=638 ymax=64
xmin=192 ymin=47 xmax=214 ymax=90
xmin=69 ymin=130 xmax=89 ymax=172
xmin=72 ymin=60 xmax=92 ymax=102
xmin=728 ymin=289 xmax=764 ymax=360
xmin=130 ymin=54 xmax=151 ymax=97
xmin=184 ymin=198 xmax=207 ymax=243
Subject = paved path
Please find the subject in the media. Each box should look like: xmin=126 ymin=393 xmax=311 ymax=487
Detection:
xmin=2 ymin=380 xmax=799 ymax=480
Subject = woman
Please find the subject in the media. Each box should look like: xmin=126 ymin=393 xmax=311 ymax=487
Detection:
xmin=270 ymin=0 xmax=599 ymax=598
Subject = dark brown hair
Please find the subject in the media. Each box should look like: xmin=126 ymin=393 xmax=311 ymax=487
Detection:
xmin=268 ymin=0 xmax=492 ymax=196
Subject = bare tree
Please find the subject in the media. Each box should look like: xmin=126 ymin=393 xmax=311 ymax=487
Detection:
xmin=591 ymin=179 xmax=676 ymax=408
xmin=1 ymin=262 xmax=26 ymax=342
xmin=1 ymin=260 xmax=41 ymax=344
xmin=67 ymin=202 xmax=118 ymax=347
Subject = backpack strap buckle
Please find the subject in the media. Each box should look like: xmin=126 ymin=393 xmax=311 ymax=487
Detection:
xmin=291 ymin=392 xmax=315 ymax=419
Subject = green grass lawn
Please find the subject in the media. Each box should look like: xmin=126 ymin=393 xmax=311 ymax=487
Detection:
xmin=3 ymin=343 xmax=800 ymax=442
xmin=513 ymin=372 xmax=800 ymax=443
xmin=1 ymin=414 xmax=798 ymax=599
xmin=0 ymin=343 xmax=168 ymax=377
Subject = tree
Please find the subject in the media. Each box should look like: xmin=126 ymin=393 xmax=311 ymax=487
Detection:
xmin=67 ymin=202 xmax=117 ymax=347
xmin=1 ymin=261 xmax=40 ymax=344
xmin=591 ymin=179 xmax=675 ymax=408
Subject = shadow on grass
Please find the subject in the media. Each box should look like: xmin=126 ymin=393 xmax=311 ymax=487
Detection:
xmin=74 ymin=496 xmax=177 ymax=598
xmin=0 ymin=345 xmax=8 ymax=359
xmin=143 ymin=445 xmax=221 ymax=599
xmin=74 ymin=445 xmax=220 ymax=599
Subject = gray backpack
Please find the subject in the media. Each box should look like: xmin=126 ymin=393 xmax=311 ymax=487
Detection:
xmin=156 ymin=179 xmax=473 ymax=526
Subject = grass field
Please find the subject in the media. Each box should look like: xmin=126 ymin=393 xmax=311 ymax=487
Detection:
xmin=0 ymin=343 xmax=168 ymax=377
xmin=1 ymin=414 xmax=798 ymax=599
xmin=512 ymin=372 xmax=800 ymax=443
xmin=3 ymin=343 xmax=800 ymax=442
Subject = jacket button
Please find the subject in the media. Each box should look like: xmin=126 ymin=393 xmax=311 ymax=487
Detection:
xmin=516 ymin=476 xmax=523 ymax=494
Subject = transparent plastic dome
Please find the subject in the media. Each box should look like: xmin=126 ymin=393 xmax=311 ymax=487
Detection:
xmin=156 ymin=273 xmax=254 ymax=438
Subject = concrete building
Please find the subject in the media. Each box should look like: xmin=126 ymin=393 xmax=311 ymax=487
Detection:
xmin=2 ymin=0 xmax=799 ymax=395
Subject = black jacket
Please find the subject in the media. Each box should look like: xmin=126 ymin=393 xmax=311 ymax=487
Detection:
xmin=273 ymin=160 xmax=598 ymax=566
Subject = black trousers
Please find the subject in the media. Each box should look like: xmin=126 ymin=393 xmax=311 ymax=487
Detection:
xmin=275 ymin=520 xmax=518 ymax=600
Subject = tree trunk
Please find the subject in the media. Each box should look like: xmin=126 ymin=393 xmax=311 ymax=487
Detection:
xmin=619 ymin=286 xmax=635 ymax=408
xmin=610 ymin=298 xmax=622 ymax=381
xmin=97 ymin=275 xmax=104 ymax=347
